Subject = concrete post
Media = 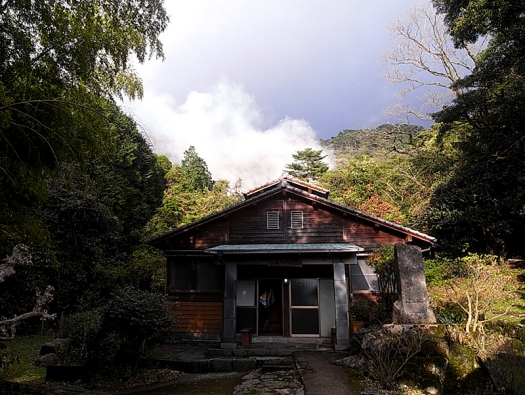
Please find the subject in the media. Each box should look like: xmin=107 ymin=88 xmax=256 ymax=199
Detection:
xmin=333 ymin=261 xmax=349 ymax=348
xmin=221 ymin=262 xmax=237 ymax=348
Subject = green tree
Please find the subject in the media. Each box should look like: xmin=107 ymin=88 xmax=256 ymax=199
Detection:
xmin=88 ymin=105 xmax=166 ymax=251
xmin=319 ymin=156 xmax=405 ymax=224
xmin=427 ymin=0 xmax=525 ymax=257
xmin=145 ymin=166 xmax=243 ymax=238
xmin=284 ymin=148 xmax=329 ymax=182
xmin=0 ymin=0 xmax=169 ymax=251
xmin=181 ymin=146 xmax=214 ymax=193
xmin=41 ymin=168 xmax=123 ymax=313
xmin=37 ymin=106 xmax=165 ymax=313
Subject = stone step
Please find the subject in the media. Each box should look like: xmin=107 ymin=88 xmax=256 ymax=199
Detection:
xmin=151 ymin=356 xmax=295 ymax=373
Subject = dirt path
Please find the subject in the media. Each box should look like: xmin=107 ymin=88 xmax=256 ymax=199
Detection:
xmin=296 ymin=351 xmax=359 ymax=395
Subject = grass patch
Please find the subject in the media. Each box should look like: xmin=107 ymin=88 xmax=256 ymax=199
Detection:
xmin=2 ymin=336 xmax=52 ymax=383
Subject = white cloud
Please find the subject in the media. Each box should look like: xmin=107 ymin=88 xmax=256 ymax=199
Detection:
xmin=123 ymin=80 xmax=333 ymax=191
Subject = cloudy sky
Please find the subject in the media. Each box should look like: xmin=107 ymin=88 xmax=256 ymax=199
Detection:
xmin=122 ymin=0 xmax=431 ymax=190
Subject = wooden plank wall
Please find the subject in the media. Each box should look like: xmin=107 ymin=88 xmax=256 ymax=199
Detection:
xmin=344 ymin=220 xmax=405 ymax=248
xmin=168 ymin=301 xmax=223 ymax=334
xmin=164 ymin=193 xmax=420 ymax=250
xmin=229 ymin=198 xmax=284 ymax=243
xmin=285 ymin=199 xmax=343 ymax=243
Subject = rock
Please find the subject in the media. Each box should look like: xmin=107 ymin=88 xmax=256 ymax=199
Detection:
xmin=233 ymin=368 xmax=304 ymax=395
xmin=393 ymin=243 xmax=437 ymax=324
xmin=40 ymin=338 xmax=68 ymax=355
xmin=424 ymin=386 xmax=439 ymax=394
xmin=332 ymin=355 xmax=366 ymax=369
xmin=35 ymin=353 xmax=57 ymax=367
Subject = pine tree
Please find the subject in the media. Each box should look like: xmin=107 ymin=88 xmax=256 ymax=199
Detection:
xmin=284 ymin=148 xmax=329 ymax=182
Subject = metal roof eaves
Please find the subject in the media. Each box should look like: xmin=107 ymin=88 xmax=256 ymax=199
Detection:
xmin=205 ymin=244 xmax=364 ymax=255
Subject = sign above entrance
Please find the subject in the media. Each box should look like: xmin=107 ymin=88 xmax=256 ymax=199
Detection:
xmin=268 ymin=257 xmax=302 ymax=267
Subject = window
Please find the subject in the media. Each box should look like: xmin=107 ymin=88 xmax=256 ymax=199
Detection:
xmin=350 ymin=256 xmax=379 ymax=293
xmin=170 ymin=260 xmax=223 ymax=291
xmin=237 ymin=280 xmax=256 ymax=307
xmin=267 ymin=211 xmax=280 ymax=229
xmin=290 ymin=211 xmax=303 ymax=229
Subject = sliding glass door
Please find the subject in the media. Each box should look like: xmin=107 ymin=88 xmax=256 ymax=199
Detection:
xmin=290 ymin=279 xmax=319 ymax=336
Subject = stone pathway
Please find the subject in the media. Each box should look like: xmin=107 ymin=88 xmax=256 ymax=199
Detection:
xmin=232 ymin=369 xmax=304 ymax=395
xmin=230 ymin=351 xmax=360 ymax=395
xmin=296 ymin=351 xmax=359 ymax=395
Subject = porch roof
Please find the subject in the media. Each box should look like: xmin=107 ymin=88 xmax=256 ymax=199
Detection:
xmin=205 ymin=243 xmax=363 ymax=255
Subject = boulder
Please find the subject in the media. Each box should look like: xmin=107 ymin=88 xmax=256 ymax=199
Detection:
xmin=35 ymin=353 xmax=57 ymax=367
xmin=40 ymin=338 xmax=68 ymax=356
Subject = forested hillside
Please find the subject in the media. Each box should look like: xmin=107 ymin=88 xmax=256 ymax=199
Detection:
xmin=316 ymin=124 xmax=455 ymax=232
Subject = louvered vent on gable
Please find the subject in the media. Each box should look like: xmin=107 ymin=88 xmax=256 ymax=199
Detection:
xmin=290 ymin=211 xmax=304 ymax=229
xmin=267 ymin=211 xmax=280 ymax=229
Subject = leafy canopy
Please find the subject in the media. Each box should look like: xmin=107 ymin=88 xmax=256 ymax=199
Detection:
xmin=427 ymin=0 xmax=525 ymax=257
xmin=0 ymin=0 xmax=168 ymax=250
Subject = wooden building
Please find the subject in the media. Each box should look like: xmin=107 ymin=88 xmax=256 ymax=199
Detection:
xmin=149 ymin=177 xmax=435 ymax=347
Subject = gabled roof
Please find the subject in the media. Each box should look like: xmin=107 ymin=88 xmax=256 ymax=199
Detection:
xmin=149 ymin=177 xmax=436 ymax=247
xmin=244 ymin=176 xmax=329 ymax=199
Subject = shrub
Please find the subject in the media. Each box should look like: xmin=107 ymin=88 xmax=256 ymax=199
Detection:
xmin=349 ymin=299 xmax=388 ymax=326
xmin=59 ymin=310 xmax=102 ymax=365
xmin=423 ymin=257 xmax=453 ymax=287
xmin=366 ymin=245 xmax=397 ymax=313
xmin=61 ymin=287 xmax=174 ymax=378
xmin=446 ymin=253 xmax=509 ymax=333
xmin=433 ymin=301 xmax=467 ymax=325
xmin=95 ymin=287 xmax=173 ymax=375
xmin=360 ymin=327 xmax=426 ymax=389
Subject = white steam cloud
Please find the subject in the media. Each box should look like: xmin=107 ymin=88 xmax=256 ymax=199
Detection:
xmin=124 ymin=80 xmax=333 ymax=191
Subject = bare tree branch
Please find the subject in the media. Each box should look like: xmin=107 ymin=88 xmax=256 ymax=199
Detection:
xmin=0 ymin=245 xmax=56 ymax=337
xmin=382 ymin=3 xmax=486 ymax=121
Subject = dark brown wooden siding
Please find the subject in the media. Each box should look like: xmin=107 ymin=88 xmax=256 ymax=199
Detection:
xmin=344 ymin=220 xmax=406 ymax=248
xmin=160 ymin=193 xmax=430 ymax=250
xmin=285 ymin=198 xmax=343 ymax=243
xmin=168 ymin=301 xmax=223 ymax=334
xmin=228 ymin=198 xmax=284 ymax=243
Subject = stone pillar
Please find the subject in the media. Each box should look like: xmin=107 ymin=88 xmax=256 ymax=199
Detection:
xmin=333 ymin=261 xmax=350 ymax=348
xmin=221 ymin=262 xmax=237 ymax=348
xmin=393 ymin=243 xmax=436 ymax=324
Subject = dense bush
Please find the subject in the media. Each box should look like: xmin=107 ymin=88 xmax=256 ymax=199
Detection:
xmin=59 ymin=310 xmax=103 ymax=365
xmin=433 ymin=301 xmax=467 ymax=325
xmin=423 ymin=257 xmax=453 ymax=287
xmin=61 ymin=287 xmax=174 ymax=377
xmin=359 ymin=328 xmax=426 ymax=389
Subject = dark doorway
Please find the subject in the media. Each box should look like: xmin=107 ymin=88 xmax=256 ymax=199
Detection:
xmin=258 ymin=279 xmax=283 ymax=336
